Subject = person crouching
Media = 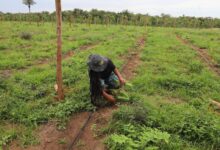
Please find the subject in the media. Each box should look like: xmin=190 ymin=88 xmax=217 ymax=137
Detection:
xmin=87 ymin=54 xmax=126 ymax=107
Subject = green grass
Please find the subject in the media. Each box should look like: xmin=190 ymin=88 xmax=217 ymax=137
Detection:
xmin=0 ymin=22 xmax=220 ymax=149
xmin=134 ymin=27 xmax=220 ymax=101
xmin=104 ymin=27 xmax=220 ymax=150
xmin=175 ymin=28 xmax=220 ymax=64
xmin=0 ymin=21 xmax=146 ymax=148
xmin=0 ymin=22 xmax=121 ymax=69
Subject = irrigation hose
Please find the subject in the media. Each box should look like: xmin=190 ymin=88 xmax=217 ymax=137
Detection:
xmin=67 ymin=111 xmax=94 ymax=150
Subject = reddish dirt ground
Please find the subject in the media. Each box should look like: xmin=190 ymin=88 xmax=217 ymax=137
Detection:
xmin=10 ymin=112 xmax=90 ymax=150
xmin=72 ymin=106 xmax=118 ymax=150
xmin=8 ymin=35 xmax=146 ymax=150
xmin=121 ymin=36 xmax=145 ymax=80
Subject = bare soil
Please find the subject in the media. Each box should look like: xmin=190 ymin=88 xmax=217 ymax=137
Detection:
xmin=10 ymin=112 xmax=90 ymax=150
xmin=121 ymin=36 xmax=145 ymax=80
xmin=9 ymin=35 xmax=146 ymax=150
xmin=72 ymin=106 xmax=118 ymax=150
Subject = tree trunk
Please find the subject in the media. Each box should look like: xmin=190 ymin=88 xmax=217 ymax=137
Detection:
xmin=55 ymin=0 xmax=64 ymax=100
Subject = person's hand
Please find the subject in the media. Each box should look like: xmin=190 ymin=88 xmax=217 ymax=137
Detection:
xmin=119 ymin=78 xmax=126 ymax=87
xmin=102 ymin=90 xmax=116 ymax=103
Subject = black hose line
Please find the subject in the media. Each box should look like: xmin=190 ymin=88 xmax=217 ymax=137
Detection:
xmin=67 ymin=111 xmax=94 ymax=150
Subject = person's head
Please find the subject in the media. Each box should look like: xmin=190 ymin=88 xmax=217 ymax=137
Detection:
xmin=87 ymin=54 xmax=108 ymax=72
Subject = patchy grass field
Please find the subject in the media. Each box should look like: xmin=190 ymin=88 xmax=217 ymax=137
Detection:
xmin=175 ymin=28 xmax=220 ymax=64
xmin=0 ymin=22 xmax=220 ymax=150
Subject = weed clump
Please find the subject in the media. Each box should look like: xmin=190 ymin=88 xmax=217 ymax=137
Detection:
xmin=189 ymin=61 xmax=203 ymax=73
xmin=151 ymin=104 xmax=220 ymax=148
xmin=105 ymin=99 xmax=220 ymax=149
xmin=105 ymin=127 xmax=170 ymax=150
xmin=0 ymin=77 xmax=7 ymax=91
xmin=112 ymin=103 xmax=148 ymax=124
xmin=20 ymin=32 xmax=32 ymax=40
xmin=105 ymin=104 xmax=170 ymax=150
xmin=0 ymin=45 xmax=7 ymax=51
xmin=0 ymin=130 xmax=17 ymax=148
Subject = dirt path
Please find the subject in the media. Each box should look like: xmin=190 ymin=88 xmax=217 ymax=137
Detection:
xmin=176 ymin=35 xmax=220 ymax=76
xmin=9 ymin=35 xmax=146 ymax=150
xmin=10 ymin=112 xmax=91 ymax=150
xmin=70 ymin=36 xmax=146 ymax=150
xmin=121 ymin=36 xmax=145 ymax=80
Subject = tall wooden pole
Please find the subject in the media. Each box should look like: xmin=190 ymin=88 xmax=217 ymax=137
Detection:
xmin=55 ymin=0 xmax=64 ymax=100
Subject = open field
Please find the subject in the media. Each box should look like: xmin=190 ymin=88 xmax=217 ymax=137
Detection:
xmin=0 ymin=22 xmax=220 ymax=150
xmin=175 ymin=28 xmax=220 ymax=64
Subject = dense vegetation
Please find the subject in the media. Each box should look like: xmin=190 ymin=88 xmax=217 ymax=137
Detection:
xmin=0 ymin=21 xmax=220 ymax=149
xmin=1 ymin=9 xmax=220 ymax=28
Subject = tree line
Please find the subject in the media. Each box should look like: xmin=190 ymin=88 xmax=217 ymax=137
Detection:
xmin=0 ymin=9 xmax=220 ymax=28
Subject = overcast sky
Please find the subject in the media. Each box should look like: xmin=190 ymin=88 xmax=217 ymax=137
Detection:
xmin=0 ymin=0 xmax=220 ymax=18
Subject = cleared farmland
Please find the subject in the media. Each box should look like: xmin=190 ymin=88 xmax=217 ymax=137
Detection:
xmin=0 ymin=22 xmax=220 ymax=149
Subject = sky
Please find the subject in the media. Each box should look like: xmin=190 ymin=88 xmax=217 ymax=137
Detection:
xmin=0 ymin=0 xmax=220 ymax=18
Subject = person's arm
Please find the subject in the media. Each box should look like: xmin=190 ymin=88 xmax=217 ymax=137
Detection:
xmin=102 ymin=90 xmax=116 ymax=103
xmin=114 ymin=68 xmax=126 ymax=86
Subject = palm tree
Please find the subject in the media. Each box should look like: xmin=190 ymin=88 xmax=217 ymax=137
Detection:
xmin=22 ymin=0 xmax=36 ymax=13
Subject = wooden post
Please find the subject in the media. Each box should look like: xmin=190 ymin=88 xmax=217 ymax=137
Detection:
xmin=55 ymin=0 xmax=64 ymax=100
